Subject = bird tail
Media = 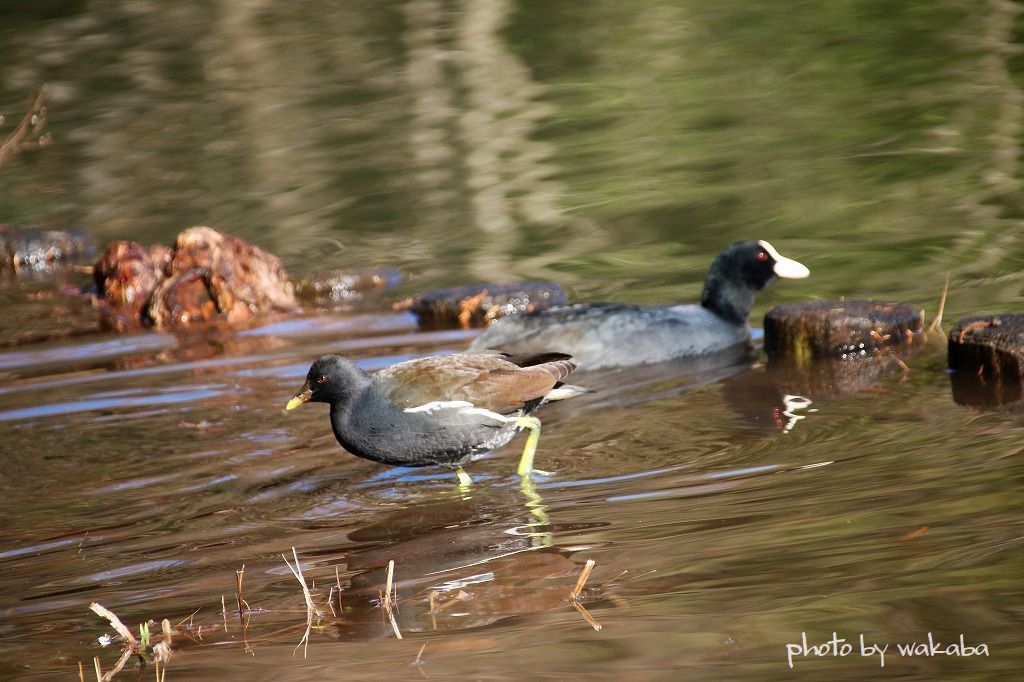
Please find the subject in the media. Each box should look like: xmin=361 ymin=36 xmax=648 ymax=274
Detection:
xmin=543 ymin=383 xmax=593 ymax=402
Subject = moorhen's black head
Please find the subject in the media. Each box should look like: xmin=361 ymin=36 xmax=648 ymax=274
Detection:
xmin=701 ymin=240 xmax=809 ymax=326
xmin=285 ymin=354 xmax=371 ymax=411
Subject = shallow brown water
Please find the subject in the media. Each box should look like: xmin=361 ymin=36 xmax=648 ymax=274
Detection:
xmin=3 ymin=0 xmax=1024 ymax=679
xmin=1 ymin=300 xmax=1021 ymax=680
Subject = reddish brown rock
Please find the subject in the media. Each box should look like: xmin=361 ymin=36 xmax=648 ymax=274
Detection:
xmin=92 ymin=226 xmax=298 ymax=331
xmin=147 ymin=268 xmax=220 ymax=328
xmin=94 ymin=240 xmax=173 ymax=331
xmin=167 ymin=226 xmax=297 ymax=326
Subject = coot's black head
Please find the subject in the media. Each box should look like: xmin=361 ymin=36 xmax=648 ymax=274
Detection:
xmin=285 ymin=354 xmax=371 ymax=410
xmin=701 ymin=240 xmax=809 ymax=326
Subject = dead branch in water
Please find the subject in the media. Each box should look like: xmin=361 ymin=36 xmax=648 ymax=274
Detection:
xmin=89 ymin=603 xmax=137 ymax=648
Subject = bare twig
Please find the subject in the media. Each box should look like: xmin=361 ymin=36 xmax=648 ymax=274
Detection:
xmin=0 ymin=86 xmax=48 ymax=168
xmin=103 ymin=648 xmax=132 ymax=681
xmin=89 ymin=603 xmax=137 ymax=647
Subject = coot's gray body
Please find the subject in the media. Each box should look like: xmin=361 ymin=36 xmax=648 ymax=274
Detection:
xmin=470 ymin=240 xmax=808 ymax=370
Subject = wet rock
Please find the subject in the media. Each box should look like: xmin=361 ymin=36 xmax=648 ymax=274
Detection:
xmin=168 ymin=226 xmax=297 ymax=326
xmin=94 ymin=240 xmax=173 ymax=332
xmin=294 ymin=267 xmax=401 ymax=305
xmin=0 ymin=225 xmax=94 ymax=274
xmin=147 ymin=268 xmax=220 ymax=328
xmin=764 ymin=300 xmax=923 ymax=363
xmin=948 ymin=313 xmax=1024 ymax=407
xmin=93 ymin=226 xmax=298 ymax=331
xmin=397 ymin=281 xmax=567 ymax=330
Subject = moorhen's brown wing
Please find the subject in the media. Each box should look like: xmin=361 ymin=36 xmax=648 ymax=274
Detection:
xmin=378 ymin=353 xmax=576 ymax=415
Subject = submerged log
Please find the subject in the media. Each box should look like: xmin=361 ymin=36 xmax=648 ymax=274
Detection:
xmin=0 ymin=225 xmax=94 ymax=274
xmin=294 ymin=267 xmax=401 ymax=305
xmin=948 ymin=314 xmax=1024 ymax=407
xmin=764 ymin=300 xmax=922 ymax=363
xmin=396 ymin=281 xmax=567 ymax=330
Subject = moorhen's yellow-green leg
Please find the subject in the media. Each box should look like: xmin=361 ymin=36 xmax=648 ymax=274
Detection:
xmin=455 ymin=466 xmax=472 ymax=489
xmin=515 ymin=416 xmax=545 ymax=478
xmin=519 ymin=474 xmax=552 ymax=548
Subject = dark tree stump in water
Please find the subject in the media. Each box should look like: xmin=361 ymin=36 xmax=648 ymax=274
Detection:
xmin=396 ymin=282 xmax=567 ymax=330
xmin=764 ymin=300 xmax=922 ymax=363
xmin=948 ymin=314 xmax=1024 ymax=406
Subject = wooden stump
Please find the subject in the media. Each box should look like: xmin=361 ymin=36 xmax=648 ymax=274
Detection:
xmin=948 ymin=314 xmax=1024 ymax=406
xmin=764 ymin=300 xmax=922 ymax=363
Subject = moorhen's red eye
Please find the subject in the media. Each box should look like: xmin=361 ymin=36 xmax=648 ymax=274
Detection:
xmin=316 ymin=374 xmax=328 ymax=384
xmin=757 ymin=250 xmax=768 ymax=262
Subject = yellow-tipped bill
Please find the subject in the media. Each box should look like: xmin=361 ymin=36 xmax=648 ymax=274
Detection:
xmin=285 ymin=382 xmax=312 ymax=410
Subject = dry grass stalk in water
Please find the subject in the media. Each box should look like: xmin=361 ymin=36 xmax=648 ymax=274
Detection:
xmin=571 ymin=601 xmax=603 ymax=632
xmin=282 ymin=547 xmax=318 ymax=658
xmin=221 ymin=595 xmax=229 ymax=632
xmin=235 ymin=564 xmax=248 ymax=617
xmin=569 ymin=559 xmax=602 ymax=631
xmin=569 ymin=559 xmax=596 ymax=600
xmin=429 ymin=590 xmax=439 ymax=630
xmin=282 ymin=548 xmax=319 ymax=615
xmin=380 ymin=560 xmax=403 ymax=640
xmin=152 ymin=619 xmax=173 ymax=663
xmin=927 ymin=273 xmax=950 ymax=334
xmin=335 ymin=565 xmax=343 ymax=614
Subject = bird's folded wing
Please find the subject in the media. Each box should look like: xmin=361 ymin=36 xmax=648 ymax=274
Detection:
xmin=381 ymin=354 xmax=569 ymax=414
